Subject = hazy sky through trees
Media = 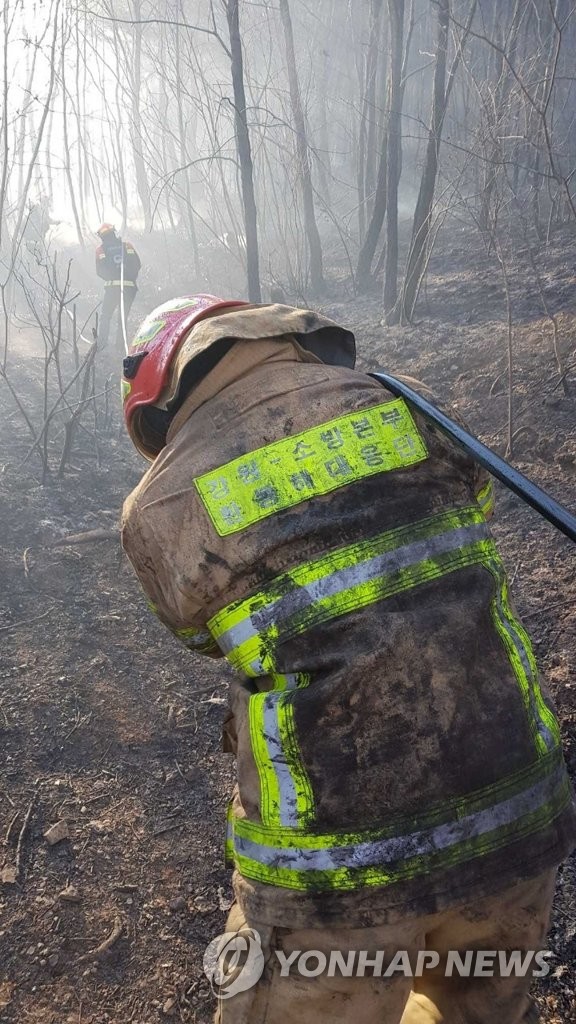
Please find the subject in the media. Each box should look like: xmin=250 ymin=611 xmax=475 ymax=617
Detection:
xmin=2 ymin=0 xmax=575 ymax=307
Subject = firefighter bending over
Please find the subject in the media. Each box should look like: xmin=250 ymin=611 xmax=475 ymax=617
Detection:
xmin=120 ymin=295 xmax=576 ymax=1024
xmin=95 ymin=224 xmax=141 ymax=348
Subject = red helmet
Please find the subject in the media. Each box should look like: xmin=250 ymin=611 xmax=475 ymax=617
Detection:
xmin=122 ymin=294 xmax=247 ymax=459
xmin=96 ymin=223 xmax=116 ymax=238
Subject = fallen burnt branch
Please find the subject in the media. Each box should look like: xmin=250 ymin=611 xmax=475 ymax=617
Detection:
xmin=1 ymin=790 xmax=39 ymax=885
xmin=48 ymin=527 xmax=119 ymax=547
xmin=15 ymin=791 xmax=38 ymax=881
xmin=0 ymin=606 xmax=56 ymax=633
xmin=75 ymin=914 xmax=124 ymax=964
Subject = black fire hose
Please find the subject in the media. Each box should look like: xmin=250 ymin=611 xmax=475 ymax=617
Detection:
xmin=369 ymin=371 xmax=576 ymax=545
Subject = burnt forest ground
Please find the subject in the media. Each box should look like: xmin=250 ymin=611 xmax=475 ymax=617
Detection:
xmin=0 ymin=221 xmax=575 ymax=1023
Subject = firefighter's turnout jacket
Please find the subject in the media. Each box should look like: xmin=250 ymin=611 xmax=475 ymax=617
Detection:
xmin=96 ymin=237 xmax=141 ymax=288
xmin=122 ymin=307 xmax=576 ymax=930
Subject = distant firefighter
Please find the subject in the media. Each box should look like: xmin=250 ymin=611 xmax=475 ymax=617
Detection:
xmin=23 ymin=198 xmax=56 ymax=252
xmin=95 ymin=224 xmax=141 ymax=348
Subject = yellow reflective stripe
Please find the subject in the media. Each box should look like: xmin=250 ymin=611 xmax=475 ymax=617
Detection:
xmin=209 ymin=507 xmax=560 ymax=855
xmin=210 ymin=507 xmax=489 ymax=675
xmin=249 ymin=682 xmax=314 ymax=828
xmin=488 ymin=567 xmax=560 ymax=754
xmin=249 ymin=694 xmax=277 ymax=824
xmin=211 ymin=504 xmax=558 ymax=763
xmin=121 ymin=379 xmax=131 ymax=401
xmin=225 ymin=801 xmax=235 ymax=867
xmin=280 ymin=692 xmax=314 ymax=825
xmin=194 ymin=398 xmax=428 ymax=536
xmin=210 ymin=507 xmax=485 ymax=638
xmin=145 ymin=597 xmax=217 ymax=654
xmin=172 ymin=625 xmax=219 ymax=654
xmin=477 ymin=480 xmax=495 ymax=516
xmin=235 ymin=746 xmax=562 ymax=849
xmin=104 ymin=279 xmax=135 ymax=286
xmin=230 ymin=759 xmax=570 ymax=891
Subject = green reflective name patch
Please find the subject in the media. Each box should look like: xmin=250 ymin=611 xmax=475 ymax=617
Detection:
xmin=194 ymin=398 xmax=428 ymax=536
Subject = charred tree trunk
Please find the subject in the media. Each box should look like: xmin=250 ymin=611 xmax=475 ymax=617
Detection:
xmin=10 ymin=0 xmax=60 ymax=266
xmin=397 ymin=0 xmax=477 ymax=322
xmin=226 ymin=0 xmax=261 ymax=302
xmin=60 ymin=18 xmax=84 ymax=248
xmin=0 ymin=2 xmax=10 ymax=259
xmin=279 ymin=0 xmax=325 ymax=293
xmin=174 ymin=15 xmax=200 ymax=274
xmin=398 ymin=0 xmax=450 ymax=322
xmin=355 ymin=135 xmax=388 ymax=291
xmin=383 ymin=0 xmax=404 ymax=319
xmin=355 ymin=10 xmax=391 ymax=292
xmin=478 ymin=0 xmax=524 ymax=234
xmin=363 ymin=0 xmax=384 ymax=225
xmin=129 ymin=0 xmax=152 ymax=232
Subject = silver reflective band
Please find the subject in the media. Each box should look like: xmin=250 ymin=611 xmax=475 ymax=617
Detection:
xmin=234 ymin=766 xmax=566 ymax=872
xmin=489 ymin=563 xmax=556 ymax=752
xmin=263 ymin=695 xmax=300 ymax=826
xmin=216 ymin=521 xmax=489 ymax=656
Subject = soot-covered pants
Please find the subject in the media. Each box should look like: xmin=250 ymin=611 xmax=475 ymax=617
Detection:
xmin=215 ymin=870 xmax=555 ymax=1024
xmin=99 ymin=284 xmax=137 ymax=348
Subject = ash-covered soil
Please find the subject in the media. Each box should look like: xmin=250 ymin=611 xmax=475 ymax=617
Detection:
xmin=0 ymin=225 xmax=575 ymax=1023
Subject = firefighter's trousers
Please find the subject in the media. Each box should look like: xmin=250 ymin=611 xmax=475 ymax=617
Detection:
xmin=99 ymin=284 xmax=137 ymax=348
xmin=215 ymin=869 xmax=555 ymax=1024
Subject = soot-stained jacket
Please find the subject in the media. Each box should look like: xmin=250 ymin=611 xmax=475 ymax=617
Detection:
xmin=122 ymin=307 xmax=576 ymax=929
xmin=96 ymin=238 xmax=141 ymax=286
